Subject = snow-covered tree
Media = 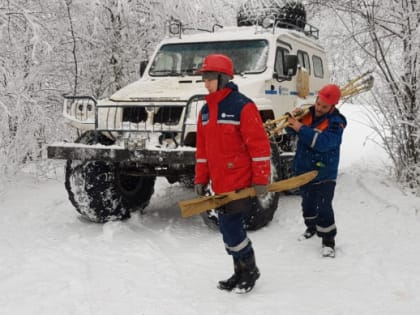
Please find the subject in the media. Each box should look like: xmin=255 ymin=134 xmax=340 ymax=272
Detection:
xmin=0 ymin=0 xmax=62 ymax=178
xmin=311 ymin=0 xmax=420 ymax=194
xmin=0 ymin=0 xmax=238 ymax=186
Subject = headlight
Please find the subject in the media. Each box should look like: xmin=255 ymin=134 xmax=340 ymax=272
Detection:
xmin=63 ymin=96 xmax=96 ymax=123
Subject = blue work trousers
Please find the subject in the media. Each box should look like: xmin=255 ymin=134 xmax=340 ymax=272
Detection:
xmin=300 ymin=180 xmax=337 ymax=239
xmin=218 ymin=211 xmax=253 ymax=259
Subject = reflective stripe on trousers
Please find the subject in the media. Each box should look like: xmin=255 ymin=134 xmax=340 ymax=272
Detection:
xmin=300 ymin=180 xmax=337 ymax=239
xmin=219 ymin=211 xmax=253 ymax=259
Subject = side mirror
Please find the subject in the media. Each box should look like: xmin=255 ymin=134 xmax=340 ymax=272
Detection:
xmin=139 ymin=60 xmax=148 ymax=77
xmin=284 ymin=55 xmax=298 ymax=77
xmin=273 ymin=54 xmax=298 ymax=82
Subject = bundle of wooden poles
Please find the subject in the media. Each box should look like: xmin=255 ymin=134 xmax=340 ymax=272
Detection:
xmin=264 ymin=70 xmax=374 ymax=137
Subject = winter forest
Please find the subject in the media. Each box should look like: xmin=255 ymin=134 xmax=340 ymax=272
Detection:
xmin=0 ymin=0 xmax=419 ymax=195
xmin=1 ymin=0 xmax=420 ymax=314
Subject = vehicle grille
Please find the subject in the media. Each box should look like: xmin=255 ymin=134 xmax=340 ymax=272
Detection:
xmin=123 ymin=106 xmax=183 ymax=125
xmin=122 ymin=107 xmax=147 ymax=123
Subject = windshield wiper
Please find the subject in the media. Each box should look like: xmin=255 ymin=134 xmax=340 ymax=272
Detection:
xmin=237 ymin=69 xmax=266 ymax=76
xmin=150 ymin=70 xmax=182 ymax=76
xmin=181 ymin=69 xmax=199 ymax=75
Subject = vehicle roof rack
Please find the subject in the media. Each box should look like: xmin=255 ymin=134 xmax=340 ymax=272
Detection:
xmin=272 ymin=18 xmax=319 ymax=39
xmin=167 ymin=19 xmax=223 ymax=39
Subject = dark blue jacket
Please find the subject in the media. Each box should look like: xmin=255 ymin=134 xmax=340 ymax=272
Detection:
xmin=290 ymin=106 xmax=347 ymax=182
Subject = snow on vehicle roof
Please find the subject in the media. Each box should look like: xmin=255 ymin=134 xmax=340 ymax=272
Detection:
xmin=159 ymin=25 xmax=321 ymax=48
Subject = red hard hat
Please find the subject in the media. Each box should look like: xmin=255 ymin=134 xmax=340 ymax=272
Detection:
xmin=197 ymin=54 xmax=234 ymax=78
xmin=318 ymin=84 xmax=341 ymax=105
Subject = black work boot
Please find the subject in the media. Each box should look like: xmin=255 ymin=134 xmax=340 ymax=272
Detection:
xmin=321 ymin=237 xmax=335 ymax=258
xmin=298 ymin=227 xmax=317 ymax=241
xmin=234 ymin=251 xmax=260 ymax=293
xmin=217 ymin=257 xmax=241 ymax=291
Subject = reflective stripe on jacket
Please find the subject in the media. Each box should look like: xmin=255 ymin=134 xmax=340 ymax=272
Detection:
xmin=293 ymin=106 xmax=347 ymax=182
xmin=194 ymin=82 xmax=270 ymax=194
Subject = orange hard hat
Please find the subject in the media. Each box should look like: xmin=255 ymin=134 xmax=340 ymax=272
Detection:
xmin=197 ymin=54 xmax=234 ymax=78
xmin=318 ymin=84 xmax=341 ymax=105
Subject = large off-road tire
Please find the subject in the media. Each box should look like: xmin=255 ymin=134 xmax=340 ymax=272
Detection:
xmin=115 ymin=167 xmax=156 ymax=210
xmin=65 ymin=131 xmax=155 ymax=223
xmin=200 ymin=209 xmax=220 ymax=231
xmin=237 ymin=0 xmax=306 ymax=29
xmin=276 ymin=133 xmax=298 ymax=195
xmin=200 ymin=142 xmax=284 ymax=231
xmin=244 ymin=142 xmax=283 ymax=230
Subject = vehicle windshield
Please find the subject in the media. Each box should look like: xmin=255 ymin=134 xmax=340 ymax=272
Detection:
xmin=149 ymin=40 xmax=269 ymax=76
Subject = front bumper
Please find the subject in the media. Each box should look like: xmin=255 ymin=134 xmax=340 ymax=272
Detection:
xmin=47 ymin=143 xmax=196 ymax=166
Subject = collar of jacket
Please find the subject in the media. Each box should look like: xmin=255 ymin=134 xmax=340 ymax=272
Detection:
xmin=205 ymin=82 xmax=238 ymax=105
xmin=302 ymin=106 xmax=337 ymax=130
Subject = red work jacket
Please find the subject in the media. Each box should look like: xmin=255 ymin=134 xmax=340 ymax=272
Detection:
xmin=194 ymin=83 xmax=270 ymax=194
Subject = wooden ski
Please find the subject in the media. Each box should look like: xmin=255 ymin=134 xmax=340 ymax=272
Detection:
xmin=179 ymin=170 xmax=318 ymax=218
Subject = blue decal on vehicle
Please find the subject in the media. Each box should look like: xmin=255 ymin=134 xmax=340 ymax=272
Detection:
xmin=265 ymin=90 xmax=278 ymax=95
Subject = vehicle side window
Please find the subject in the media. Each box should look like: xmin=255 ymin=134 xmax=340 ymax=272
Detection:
xmin=312 ymin=55 xmax=324 ymax=78
xmin=297 ymin=50 xmax=311 ymax=74
xmin=274 ymin=47 xmax=289 ymax=77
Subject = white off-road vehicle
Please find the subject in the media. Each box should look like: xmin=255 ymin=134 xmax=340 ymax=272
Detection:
xmin=48 ymin=4 xmax=329 ymax=229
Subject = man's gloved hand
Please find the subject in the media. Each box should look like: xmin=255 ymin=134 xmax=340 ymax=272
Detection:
xmin=287 ymin=116 xmax=303 ymax=132
xmin=194 ymin=183 xmax=207 ymax=196
xmin=253 ymin=184 xmax=268 ymax=197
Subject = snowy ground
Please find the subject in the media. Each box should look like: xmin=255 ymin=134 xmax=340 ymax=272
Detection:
xmin=1 ymin=105 xmax=420 ymax=315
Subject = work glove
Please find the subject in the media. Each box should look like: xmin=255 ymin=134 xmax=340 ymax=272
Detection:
xmin=253 ymin=184 xmax=268 ymax=197
xmin=194 ymin=183 xmax=207 ymax=196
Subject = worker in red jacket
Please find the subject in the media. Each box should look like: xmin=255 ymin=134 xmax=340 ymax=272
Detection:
xmin=194 ymin=54 xmax=271 ymax=293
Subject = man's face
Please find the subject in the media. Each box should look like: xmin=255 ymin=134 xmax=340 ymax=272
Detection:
xmin=314 ymin=97 xmax=334 ymax=117
xmin=204 ymin=78 xmax=218 ymax=93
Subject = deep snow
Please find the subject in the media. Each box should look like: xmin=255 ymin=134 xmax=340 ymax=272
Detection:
xmin=1 ymin=104 xmax=420 ymax=315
